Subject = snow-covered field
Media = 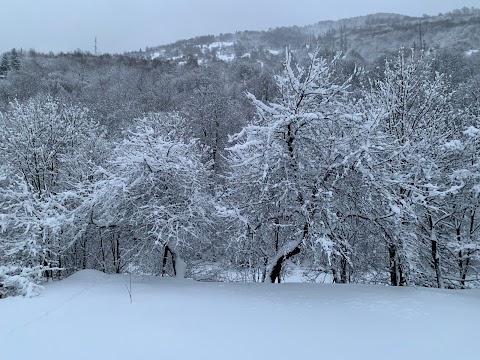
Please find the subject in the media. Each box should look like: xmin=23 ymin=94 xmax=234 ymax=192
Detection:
xmin=1 ymin=270 xmax=479 ymax=360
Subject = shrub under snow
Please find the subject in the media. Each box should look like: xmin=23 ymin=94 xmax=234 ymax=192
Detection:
xmin=0 ymin=266 xmax=44 ymax=298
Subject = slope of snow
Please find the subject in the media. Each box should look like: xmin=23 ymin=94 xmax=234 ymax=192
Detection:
xmin=1 ymin=270 xmax=479 ymax=360
xmin=217 ymin=53 xmax=235 ymax=62
xmin=208 ymin=41 xmax=234 ymax=49
xmin=267 ymin=49 xmax=281 ymax=55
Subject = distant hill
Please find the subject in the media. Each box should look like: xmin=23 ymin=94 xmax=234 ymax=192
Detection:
xmin=129 ymin=7 xmax=480 ymax=65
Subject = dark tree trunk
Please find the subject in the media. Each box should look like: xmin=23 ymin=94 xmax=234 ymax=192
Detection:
xmin=428 ymin=215 xmax=444 ymax=288
xmin=388 ymin=243 xmax=405 ymax=286
xmin=161 ymin=245 xmax=177 ymax=277
xmin=340 ymin=257 xmax=348 ymax=284
xmin=172 ymin=253 xmax=177 ymax=277
xmin=269 ymin=221 xmax=307 ymax=283
xmin=460 ymin=256 xmax=470 ymax=288
xmin=332 ymin=268 xmax=339 ymax=284
xmin=82 ymin=238 xmax=88 ymax=270
xmin=112 ymin=235 xmax=121 ymax=274
xmin=43 ymin=259 xmax=51 ymax=280
xmin=161 ymin=246 xmax=169 ymax=277
xmin=269 ymin=245 xmax=301 ymax=283
xmin=100 ymin=234 xmax=107 ymax=273
xmin=388 ymin=244 xmax=398 ymax=286
xmin=459 ymin=212 xmax=476 ymax=288
xmin=431 ymin=238 xmax=443 ymax=288
xmin=57 ymin=256 xmax=62 ymax=278
xmin=457 ymin=225 xmax=467 ymax=289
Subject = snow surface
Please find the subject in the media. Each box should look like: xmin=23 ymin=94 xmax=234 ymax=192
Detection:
xmin=465 ymin=49 xmax=479 ymax=56
xmin=1 ymin=270 xmax=479 ymax=360
xmin=443 ymin=139 xmax=463 ymax=150
xmin=208 ymin=41 xmax=234 ymax=49
xmin=267 ymin=49 xmax=281 ymax=55
xmin=217 ymin=53 xmax=235 ymax=62
xmin=463 ymin=126 xmax=479 ymax=137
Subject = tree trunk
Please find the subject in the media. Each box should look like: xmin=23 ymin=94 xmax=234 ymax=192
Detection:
xmin=269 ymin=245 xmax=301 ymax=283
xmin=456 ymin=225 xmax=466 ymax=289
xmin=268 ymin=221 xmax=307 ymax=283
xmin=161 ymin=245 xmax=186 ymax=278
xmin=332 ymin=268 xmax=339 ymax=284
xmin=57 ymin=256 xmax=62 ymax=278
xmin=340 ymin=257 xmax=348 ymax=284
xmin=460 ymin=256 xmax=470 ymax=289
xmin=431 ymin=235 xmax=444 ymax=289
xmin=388 ymin=244 xmax=398 ymax=286
xmin=161 ymin=245 xmax=169 ymax=277
xmin=82 ymin=237 xmax=88 ymax=270
xmin=388 ymin=243 xmax=405 ymax=286
xmin=100 ymin=234 xmax=107 ymax=273
xmin=260 ymin=257 xmax=268 ymax=283
xmin=428 ymin=216 xmax=444 ymax=289
xmin=112 ymin=235 xmax=121 ymax=274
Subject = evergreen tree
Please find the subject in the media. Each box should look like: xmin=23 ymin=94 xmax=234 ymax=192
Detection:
xmin=10 ymin=48 xmax=20 ymax=70
xmin=0 ymin=53 xmax=10 ymax=76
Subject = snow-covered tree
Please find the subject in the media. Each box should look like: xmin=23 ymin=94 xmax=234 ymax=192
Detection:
xmin=10 ymin=48 xmax=20 ymax=71
xmin=0 ymin=53 xmax=10 ymax=77
xmin=440 ymin=114 xmax=480 ymax=288
xmin=225 ymin=50 xmax=358 ymax=282
xmin=360 ymin=50 xmax=454 ymax=287
xmin=0 ymin=96 xmax=102 ymax=295
xmin=99 ymin=112 xmax=215 ymax=277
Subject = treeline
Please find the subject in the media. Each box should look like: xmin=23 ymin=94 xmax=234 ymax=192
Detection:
xmin=0 ymin=46 xmax=479 ymax=297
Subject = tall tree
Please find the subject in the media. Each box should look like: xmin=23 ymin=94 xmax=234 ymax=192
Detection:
xmin=0 ymin=53 xmax=10 ymax=77
xmin=225 ymin=50 xmax=357 ymax=282
xmin=99 ymin=112 xmax=215 ymax=277
xmin=0 ymin=96 xmax=102 ymax=294
xmin=10 ymin=48 xmax=20 ymax=71
xmin=361 ymin=50 xmax=454 ymax=287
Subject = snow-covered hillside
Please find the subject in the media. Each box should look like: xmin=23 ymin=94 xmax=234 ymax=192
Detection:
xmin=136 ymin=8 xmax=480 ymax=64
xmin=1 ymin=270 xmax=479 ymax=360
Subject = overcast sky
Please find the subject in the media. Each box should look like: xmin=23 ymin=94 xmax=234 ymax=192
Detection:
xmin=1 ymin=0 xmax=478 ymax=54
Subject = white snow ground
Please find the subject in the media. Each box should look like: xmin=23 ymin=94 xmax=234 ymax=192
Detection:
xmin=1 ymin=270 xmax=479 ymax=360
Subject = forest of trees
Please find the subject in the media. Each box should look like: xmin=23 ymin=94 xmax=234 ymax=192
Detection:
xmin=1 ymin=39 xmax=480 ymax=297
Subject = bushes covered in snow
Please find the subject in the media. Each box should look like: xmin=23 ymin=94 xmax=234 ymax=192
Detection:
xmin=0 ymin=266 xmax=43 ymax=298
